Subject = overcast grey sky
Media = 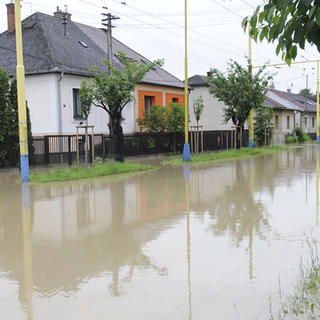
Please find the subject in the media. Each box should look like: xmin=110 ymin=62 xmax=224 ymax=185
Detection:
xmin=0 ymin=0 xmax=319 ymax=93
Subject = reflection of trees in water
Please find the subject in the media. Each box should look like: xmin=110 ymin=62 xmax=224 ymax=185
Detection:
xmin=207 ymin=162 xmax=270 ymax=246
xmin=0 ymin=178 xmax=168 ymax=300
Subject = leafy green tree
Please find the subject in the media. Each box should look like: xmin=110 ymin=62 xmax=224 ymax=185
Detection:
xmin=79 ymin=81 xmax=94 ymax=164
xmin=167 ymin=103 xmax=185 ymax=134
xmin=208 ymin=60 xmax=272 ymax=147
xmin=243 ymin=1 xmax=320 ymax=64
xmin=298 ymin=88 xmax=317 ymax=102
xmin=167 ymin=103 xmax=185 ymax=152
xmin=137 ymin=104 xmax=167 ymax=133
xmin=192 ymin=95 xmax=205 ymax=127
xmin=80 ymin=51 xmax=162 ymax=162
xmin=0 ymin=69 xmax=32 ymax=167
xmin=0 ymin=69 xmax=10 ymax=163
xmin=254 ymin=106 xmax=273 ymax=146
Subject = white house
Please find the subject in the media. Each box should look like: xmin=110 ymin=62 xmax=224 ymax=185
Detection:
xmin=188 ymin=74 xmax=311 ymax=144
xmin=0 ymin=5 xmax=185 ymax=136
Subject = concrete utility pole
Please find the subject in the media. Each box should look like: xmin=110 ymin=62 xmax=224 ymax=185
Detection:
xmin=15 ymin=0 xmax=30 ymax=182
xmin=102 ymin=7 xmax=119 ymax=76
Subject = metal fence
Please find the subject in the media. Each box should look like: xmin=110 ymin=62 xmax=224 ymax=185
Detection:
xmin=30 ymin=130 xmax=249 ymax=165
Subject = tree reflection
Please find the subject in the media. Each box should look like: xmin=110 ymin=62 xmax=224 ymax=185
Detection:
xmin=208 ymin=161 xmax=269 ymax=246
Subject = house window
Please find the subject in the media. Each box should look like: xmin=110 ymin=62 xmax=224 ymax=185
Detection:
xmin=287 ymin=116 xmax=290 ymax=129
xmin=73 ymin=88 xmax=82 ymax=119
xmin=304 ymin=117 xmax=308 ymax=128
xmin=275 ymin=115 xmax=279 ymax=129
xmin=312 ymin=117 xmax=315 ymax=128
xmin=144 ymin=95 xmax=155 ymax=113
xmin=172 ymin=97 xmax=179 ymax=103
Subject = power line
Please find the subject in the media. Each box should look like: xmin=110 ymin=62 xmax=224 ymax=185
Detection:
xmin=209 ymin=0 xmax=244 ymax=19
xmin=111 ymin=0 xmax=250 ymax=57
xmin=239 ymin=0 xmax=256 ymax=10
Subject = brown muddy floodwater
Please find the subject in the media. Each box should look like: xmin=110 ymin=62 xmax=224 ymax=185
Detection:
xmin=0 ymin=145 xmax=320 ymax=319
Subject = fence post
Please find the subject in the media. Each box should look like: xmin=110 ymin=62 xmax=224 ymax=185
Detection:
xmin=68 ymin=136 xmax=72 ymax=165
xmin=44 ymin=136 xmax=49 ymax=164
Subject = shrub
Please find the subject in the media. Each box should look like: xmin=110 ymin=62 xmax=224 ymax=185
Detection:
xmin=254 ymin=106 xmax=273 ymax=146
xmin=286 ymin=135 xmax=298 ymax=144
xmin=137 ymin=104 xmax=167 ymax=133
xmin=292 ymin=127 xmax=310 ymax=142
xmin=0 ymin=69 xmax=33 ymax=167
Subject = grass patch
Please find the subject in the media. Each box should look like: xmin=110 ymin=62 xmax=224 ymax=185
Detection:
xmin=271 ymin=240 xmax=320 ymax=320
xmin=164 ymin=146 xmax=288 ymax=165
xmin=30 ymin=162 xmax=157 ymax=183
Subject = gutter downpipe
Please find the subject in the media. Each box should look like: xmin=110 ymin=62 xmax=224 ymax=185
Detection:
xmin=58 ymin=71 xmax=64 ymax=163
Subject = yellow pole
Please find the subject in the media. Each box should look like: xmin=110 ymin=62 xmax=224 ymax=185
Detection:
xmin=317 ymin=61 xmax=319 ymax=143
xmin=248 ymin=21 xmax=254 ymax=148
xmin=15 ymin=0 xmax=29 ymax=181
xmin=182 ymin=0 xmax=191 ymax=161
xmin=317 ymin=148 xmax=319 ymax=225
xmin=21 ymin=183 xmax=33 ymax=320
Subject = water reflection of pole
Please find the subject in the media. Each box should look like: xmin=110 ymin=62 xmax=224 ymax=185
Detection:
xmin=183 ymin=165 xmax=192 ymax=320
xmin=21 ymin=183 xmax=33 ymax=320
xmin=248 ymin=160 xmax=254 ymax=280
xmin=317 ymin=148 xmax=319 ymax=226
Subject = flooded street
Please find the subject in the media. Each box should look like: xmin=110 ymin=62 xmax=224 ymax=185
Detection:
xmin=0 ymin=145 xmax=319 ymax=319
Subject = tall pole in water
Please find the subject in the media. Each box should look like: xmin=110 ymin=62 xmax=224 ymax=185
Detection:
xmin=15 ymin=0 xmax=29 ymax=181
xmin=317 ymin=61 xmax=320 ymax=143
xmin=183 ymin=0 xmax=191 ymax=161
xmin=248 ymin=21 xmax=254 ymax=148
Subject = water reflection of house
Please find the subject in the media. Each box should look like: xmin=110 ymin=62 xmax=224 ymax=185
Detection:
xmin=0 ymin=147 xmax=317 ymax=303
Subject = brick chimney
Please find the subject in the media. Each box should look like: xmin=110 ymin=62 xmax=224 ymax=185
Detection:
xmin=53 ymin=6 xmax=72 ymax=21
xmin=6 ymin=3 xmax=15 ymax=33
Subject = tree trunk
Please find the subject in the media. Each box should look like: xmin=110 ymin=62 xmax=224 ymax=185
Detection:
xmin=110 ymin=113 xmax=124 ymax=162
xmin=236 ymin=124 xmax=244 ymax=149
xmin=85 ymin=118 xmax=88 ymax=165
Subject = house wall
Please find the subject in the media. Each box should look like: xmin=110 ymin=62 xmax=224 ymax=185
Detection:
xmin=25 ymin=73 xmax=135 ymax=135
xmin=189 ymin=86 xmax=233 ymax=131
xmin=134 ymin=84 xmax=185 ymax=132
xmin=60 ymin=74 xmax=135 ymax=135
xmin=25 ymin=74 xmax=59 ymax=136
xmin=301 ymin=112 xmax=316 ymax=133
xmin=272 ymin=109 xmax=298 ymax=144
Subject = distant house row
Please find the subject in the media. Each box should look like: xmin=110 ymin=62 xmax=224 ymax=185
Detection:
xmin=0 ymin=4 xmax=316 ymax=143
xmin=189 ymin=74 xmax=317 ymax=144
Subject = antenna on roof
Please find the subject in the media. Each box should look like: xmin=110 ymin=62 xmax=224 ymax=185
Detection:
xmin=101 ymin=7 xmax=120 ymax=76
xmin=62 ymin=13 xmax=67 ymax=36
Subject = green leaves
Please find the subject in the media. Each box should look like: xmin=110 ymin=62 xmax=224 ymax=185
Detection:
xmin=192 ymin=95 xmax=205 ymax=123
xmin=244 ymin=1 xmax=320 ymax=64
xmin=137 ymin=103 xmax=184 ymax=133
xmin=208 ymin=60 xmax=272 ymax=128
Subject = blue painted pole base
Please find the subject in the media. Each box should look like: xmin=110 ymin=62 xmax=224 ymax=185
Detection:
xmin=317 ymin=136 xmax=320 ymax=144
xmin=182 ymin=143 xmax=191 ymax=162
xmin=20 ymin=155 xmax=30 ymax=182
xmin=249 ymin=139 xmax=254 ymax=148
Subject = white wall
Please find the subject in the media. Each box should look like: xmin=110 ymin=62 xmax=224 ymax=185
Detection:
xmin=25 ymin=73 xmax=135 ymax=136
xmin=25 ymin=74 xmax=58 ymax=135
xmin=61 ymin=74 xmax=135 ymax=135
xmin=189 ymin=86 xmax=233 ymax=131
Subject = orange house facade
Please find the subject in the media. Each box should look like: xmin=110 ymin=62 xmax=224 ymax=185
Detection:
xmin=134 ymin=83 xmax=185 ymax=132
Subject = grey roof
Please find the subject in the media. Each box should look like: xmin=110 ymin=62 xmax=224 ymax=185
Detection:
xmin=0 ymin=12 xmax=184 ymax=89
xmin=265 ymin=91 xmax=304 ymax=112
xmin=188 ymin=74 xmax=211 ymax=87
xmin=283 ymin=91 xmax=317 ymax=113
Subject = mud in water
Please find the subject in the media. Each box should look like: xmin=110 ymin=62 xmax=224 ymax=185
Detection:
xmin=0 ymin=145 xmax=319 ymax=319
